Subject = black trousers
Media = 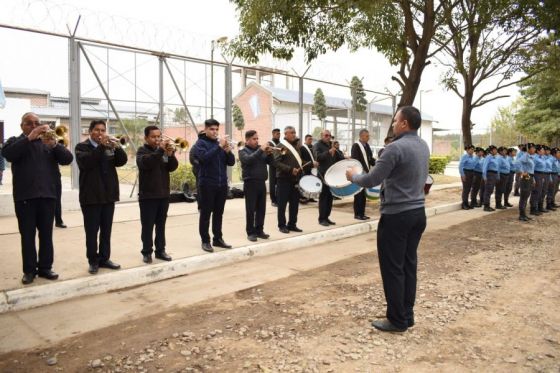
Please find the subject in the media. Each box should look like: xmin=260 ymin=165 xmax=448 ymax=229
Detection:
xmin=377 ymin=207 xmax=426 ymax=329
xmin=244 ymin=180 xmax=267 ymax=235
xmin=269 ymin=166 xmax=278 ymax=204
xmin=479 ymin=178 xmax=485 ymax=203
xmin=514 ymin=172 xmax=521 ymax=195
xmin=483 ymin=172 xmax=498 ymax=206
xmin=495 ymin=174 xmax=507 ymax=206
xmin=55 ymin=179 xmax=63 ymax=224
xmin=470 ymin=172 xmax=483 ymax=205
xmin=519 ymin=176 xmax=532 ymax=213
xmin=81 ymin=203 xmax=115 ymax=265
xmin=198 ymin=184 xmax=228 ymax=243
xmin=504 ymin=172 xmax=515 ymax=204
xmin=139 ymin=198 xmax=169 ymax=255
xmin=318 ymin=183 xmax=333 ymax=221
xmin=14 ymin=198 xmax=56 ymax=274
xmin=540 ymin=173 xmax=550 ymax=208
xmin=530 ymin=172 xmax=546 ymax=210
xmin=461 ymin=170 xmax=474 ymax=205
xmin=353 ymin=189 xmax=366 ymax=217
xmin=276 ymin=179 xmax=299 ymax=228
xmin=551 ymin=175 xmax=560 ymax=204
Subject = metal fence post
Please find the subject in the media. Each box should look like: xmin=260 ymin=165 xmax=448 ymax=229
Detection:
xmin=68 ymin=37 xmax=81 ymax=190
xmin=225 ymin=63 xmax=233 ymax=180
xmin=159 ymin=56 xmax=165 ymax=128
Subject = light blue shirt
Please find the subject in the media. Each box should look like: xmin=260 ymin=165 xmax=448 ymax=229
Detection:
xmin=517 ymin=153 xmax=535 ymax=174
xmin=473 ymin=156 xmax=484 ymax=172
xmin=482 ymin=154 xmax=500 ymax=180
xmin=553 ymin=158 xmax=560 ymax=174
xmin=534 ymin=155 xmax=546 ymax=172
xmin=498 ymin=155 xmax=510 ymax=174
xmin=89 ymin=138 xmax=99 ymax=148
xmin=508 ymin=156 xmax=517 ymax=172
xmin=458 ymin=153 xmax=477 ymax=176
xmin=544 ymin=155 xmax=554 ymax=173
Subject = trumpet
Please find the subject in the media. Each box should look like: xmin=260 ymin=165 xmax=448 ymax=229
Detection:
xmin=39 ymin=125 xmax=69 ymax=147
xmin=162 ymin=135 xmax=189 ymax=152
xmin=269 ymin=146 xmax=288 ymax=155
xmin=107 ymin=134 xmax=128 ymax=148
xmin=218 ymin=137 xmax=236 ymax=149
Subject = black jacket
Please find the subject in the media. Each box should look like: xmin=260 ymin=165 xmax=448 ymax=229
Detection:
xmin=351 ymin=142 xmax=376 ymax=171
xmin=136 ymin=144 xmax=179 ymax=200
xmin=2 ymin=134 xmax=73 ymax=202
xmin=313 ymin=140 xmax=343 ymax=176
xmin=273 ymin=139 xmax=311 ymax=183
xmin=75 ymin=139 xmax=128 ymax=205
xmin=300 ymin=143 xmax=315 ymax=176
xmin=191 ymin=133 xmax=235 ymax=187
xmin=239 ymin=145 xmax=272 ymax=182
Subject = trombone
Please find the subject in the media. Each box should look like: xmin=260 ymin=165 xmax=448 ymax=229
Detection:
xmin=162 ymin=135 xmax=189 ymax=152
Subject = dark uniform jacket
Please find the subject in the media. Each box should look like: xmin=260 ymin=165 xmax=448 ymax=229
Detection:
xmin=273 ymin=139 xmax=311 ymax=183
xmin=2 ymin=134 xmax=73 ymax=202
xmin=239 ymin=145 xmax=272 ymax=182
xmin=191 ymin=133 xmax=235 ymax=187
xmin=351 ymin=142 xmax=376 ymax=171
xmin=136 ymin=144 xmax=179 ymax=200
xmin=75 ymin=139 xmax=128 ymax=205
xmin=313 ymin=140 xmax=343 ymax=176
xmin=300 ymin=143 xmax=314 ymax=175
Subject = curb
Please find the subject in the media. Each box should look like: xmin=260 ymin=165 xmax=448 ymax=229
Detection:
xmin=0 ymin=202 xmax=462 ymax=314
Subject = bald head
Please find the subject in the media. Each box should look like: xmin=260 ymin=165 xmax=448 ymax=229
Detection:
xmin=20 ymin=112 xmax=40 ymax=135
xmin=320 ymin=130 xmax=332 ymax=143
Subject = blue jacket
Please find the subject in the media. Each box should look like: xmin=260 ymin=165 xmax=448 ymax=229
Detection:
xmin=191 ymin=134 xmax=235 ymax=187
xmin=534 ymin=155 xmax=546 ymax=172
xmin=482 ymin=154 xmax=500 ymax=180
xmin=498 ymin=155 xmax=510 ymax=174
xmin=459 ymin=153 xmax=476 ymax=176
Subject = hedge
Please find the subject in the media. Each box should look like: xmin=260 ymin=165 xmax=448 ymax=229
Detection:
xmin=169 ymin=163 xmax=197 ymax=192
xmin=429 ymin=156 xmax=449 ymax=175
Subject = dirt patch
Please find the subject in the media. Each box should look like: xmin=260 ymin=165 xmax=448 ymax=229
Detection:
xmin=1 ymin=207 xmax=559 ymax=373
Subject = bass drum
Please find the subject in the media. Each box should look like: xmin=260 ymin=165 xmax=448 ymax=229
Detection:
xmin=365 ymin=186 xmax=381 ymax=200
xmin=297 ymin=175 xmax=322 ymax=200
xmin=324 ymin=159 xmax=364 ymax=198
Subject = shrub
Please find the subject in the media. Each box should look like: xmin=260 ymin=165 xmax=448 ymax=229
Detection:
xmin=169 ymin=163 xmax=196 ymax=192
xmin=429 ymin=156 xmax=449 ymax=174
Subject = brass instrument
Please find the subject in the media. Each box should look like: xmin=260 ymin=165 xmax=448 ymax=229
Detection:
xmin=107 ymin=134 xmax=128 ymax=148
xmin=39 ymin=125 xmax=69 ymax=147
xmin=270 ymin=146 xmax=288 ymax=155
xmin=218 ymin=136 xmax=236 ymax=150
xmin=162 ymin=135 xmax=189 ymax=152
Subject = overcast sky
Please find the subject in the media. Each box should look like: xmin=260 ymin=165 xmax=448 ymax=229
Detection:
xmin=0 ymin=0 xmax=520 ymax=133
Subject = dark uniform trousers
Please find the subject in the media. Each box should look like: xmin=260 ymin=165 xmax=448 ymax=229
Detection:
xmin=461 ymin=170 xmax=474 ymax=205
xmin=198 ymin=184 xmax=228 ymax=243
xmin=269 ymin=166 xmax=278 ymax=204
xmin=530 ymin=172 xmax=546 ymax=210
xmin=470 ymin=172 xmax=483 ymax=205
xmin=81 ymin=203 xmax=115 ymax=265
xmin=55 ymin=178 xmax=63 ymax=225
xmin=519 ymin=176 xmax=533 ymax=213
xmin=318 ymin=183 xmax=333 ymax=221
xmin=551 ymin=175 xmax=560 ymax=205
xmin=14 ymin=198 xmax=56 ymax=274
xmin=377 ymin=207 xmax=426 ymax=330
xmin=495 ymin=173 xmax=508 ymax=206
xmin=514 ymin=172 xmax=521 ymax=195
xmin=244 ymin=180 xmax=267 ymax=236
xmin=540 ymin=173 xmax=550 ymax=208
xmin=504 ymin=172 xmax=515 ymax=204
xmin=483 ymin=172 xmax=498 ymax=206
xmin=276 ymin=179 xmax=299 ymax=228
xmin=139 ymin=198 xmax=169 ymax=255
xmin=353 ymin=189 xmax=367 ymax=217
xmin=479 ymin=178 xmax=485 ymax=204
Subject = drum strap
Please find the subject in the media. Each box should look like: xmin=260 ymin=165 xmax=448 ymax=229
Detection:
xmin=302 ymin=145 xmax=315 ymax=163
xmin=357 ymin=142 xmax=369 ymax=172
xmin=280 ymin=139 xmax=303 ymax=168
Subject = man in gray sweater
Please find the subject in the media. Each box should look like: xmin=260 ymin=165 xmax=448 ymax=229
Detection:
xmin=346 ymin=106 xmax=429 ymax=332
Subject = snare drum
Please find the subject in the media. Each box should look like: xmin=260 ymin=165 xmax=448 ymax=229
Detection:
xmin=297 ymin=175 xmax=322 ymax=200
xmin=324 ymin=159 xmax=364 ymax=198
xmin=365 ymin=186 xmax=381 ymax=200
xmin=424 ymin=175 xmax=434 ymax=194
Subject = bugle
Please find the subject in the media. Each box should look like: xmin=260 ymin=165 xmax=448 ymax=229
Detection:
xmin=162 ymin=135 xmax=189 ymax=152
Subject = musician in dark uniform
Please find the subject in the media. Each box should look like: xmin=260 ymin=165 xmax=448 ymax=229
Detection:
xmin=75 ymin=119 xmax=128 ymax=274
xmin=314 ymin=130 xmax=343 ymax=226
xmin=273 ymin=126 xmax=311 ymax=233
xmin=267 ymin=128 xmax=281 ymax=206
xmin=2 ymin=112 xmax=73 ymax=284
xmin=136 ymin=125 xmax=178 ymax=263
xmin=351 ymin=129 xmax=376 ymax=220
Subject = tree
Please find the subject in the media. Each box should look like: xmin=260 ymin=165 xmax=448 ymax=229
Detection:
xmin=121 ymin=118 xmax=148 ymax=149
xmin=350 ymin=76 xmax=367 ymax=112
xmin=229 ymin=0 xmax=447 ymax=136
xmin=438 ymin=0 xmax=553 ymax=147
xmin=173 ymin=107 xmax=187 ymax=123
xmin=312 ymin=126 xmax=323 ymax=139
xmin=232 ymin=104 xmax=245 ymax=138
xmin=489 ymin=101 xmax=527 ymax=146
xmin=312 ymin=88 xmax=327 ymax=127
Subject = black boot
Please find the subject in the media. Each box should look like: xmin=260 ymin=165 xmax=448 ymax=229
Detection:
xmin=461 ymin=202 xmax=470 ymax=210
xmin=484 ymin=205 xmax=495 ymax=212
xmin=547 ymin=203 xmax=557 ymax=211
xmin=496 ymin=203 xmax=506 ymax=210
xmin=505 ymin=200 xmax=513 ymax=208
xmin=519 ymin=211 xmax=529 ymax=221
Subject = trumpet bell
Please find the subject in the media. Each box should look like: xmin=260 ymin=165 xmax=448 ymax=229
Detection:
xmin=55 ymin=125 xmax=68 ymax=137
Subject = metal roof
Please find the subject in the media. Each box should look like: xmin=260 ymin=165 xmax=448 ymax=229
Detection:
xmin=4 ymin=87 xmax=50 ymax=95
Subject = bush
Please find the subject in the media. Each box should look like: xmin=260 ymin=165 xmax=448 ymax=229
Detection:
xmin=169 ymin=163 xmax=196 ymax=192
xmin=429 ymin=156 xmax=449 ymax=175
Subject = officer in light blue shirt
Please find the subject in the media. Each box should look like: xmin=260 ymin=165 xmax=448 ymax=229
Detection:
xmin=470 ymin=147 xmax=486 ymax=208
xmin=517 ymin=143 xmax=535 ymax=221
xmin=482 ymin=145 xmax=500 ymax=211
xmin=549 ymin=148 xmax=560 ymax=209
xmin=514 ymin=144 xmax=526 ymax=196
xmin=530 ymin=145 xmax=547 ymax=215
xmin=544 ymin=146 xmax=557 ymax=211
xmin=494 ymin=146 xmax=510 ymax=209
xmin=459 ymin=145 xmax=476 ymax=209
xmin=503 ymin=148 xmax=517 ymax=208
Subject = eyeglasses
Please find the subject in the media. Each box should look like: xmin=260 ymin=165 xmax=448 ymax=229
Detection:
xmin=24 ymin=121 xmax=41 ymax=126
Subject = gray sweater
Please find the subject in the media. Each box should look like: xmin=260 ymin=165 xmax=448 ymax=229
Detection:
xmin=352 ymin=131 xmax=429 ymax=215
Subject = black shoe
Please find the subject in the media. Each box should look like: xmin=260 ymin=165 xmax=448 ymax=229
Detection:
xmin=287 ymin=226 xmax=303 ymax=232
xmin=371 ymin=319 xmax=407 ymax=333
xmin=327 ymin=219 xmax=336 ymax=225
xmin=496 ymin=205 xmax=507 ymax=210
xmin=530 ymin=210 xmax=541 ymax=216
xmin=143 ymin=254 xmax=153 ymax=264
xmin=247 ymin=235 xmax=258 ymax=242
xmin=271 ymin=202 xmax=278 ymax=207
xmin=483 ymin=206 xmax=495 ymax=212
xmin=408 ymin=318 xmax=415 ymax=327
xmin=55 ymin=222 xmax=67 ymax=228
xmin=279 ymin=227 xmax=290 ymax=234
xmin=308 ymin=198 xmax=317 ymax=203
xmin=22 ymin=273 xmax=35 ymax=285
xmin=513 ymin=192 xmax=520 ymax=196
xmin=201 ymin=243 xmax=214 ymax=252
xmin=519 ymin=215 xmax=529 ymax=221
xmin=354 ymin=215 xmax=368 ymax=220
xmin=505 ymin=202 xmax=513 ymax=207
xmin=99 ymin=260 xmax=121 ymax=270
xmin=475 ymin=203 xmax=482 ymax=208
xmin=299 ymin=198 xmax=309 ymax=205
xmin=88 ymin=264 xmax=99 ymax=274
xmin=155 ymin=251 xmax=172 ymax=261
xmin=539 ymin=208 xmax=549 ymax=213
xmin=547 ymin=205 xmax=557 ymax=211
xmin=37 ymin=270 xmax=59 ymax=280
xmin=256 ymin=232 xmax=270 ymax=239
xmin=461 ymin=203 xmax=470 ymax=210
xmin=469 ymin=202 xmax=477 ymax=208
xmin=319 ymin=220 xmax=330 ymax=227
xmin=213 ymin=238 xmax=232 ymax=249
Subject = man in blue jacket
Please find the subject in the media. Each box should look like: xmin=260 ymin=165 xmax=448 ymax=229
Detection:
xmin=191 ymin=119 xmax=235 ymax=252
xmin=482 ymin=145 xmax=500 ymax=212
